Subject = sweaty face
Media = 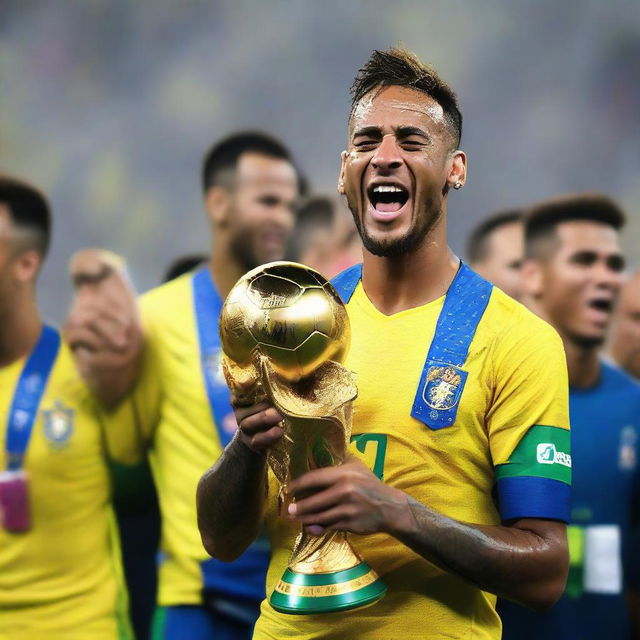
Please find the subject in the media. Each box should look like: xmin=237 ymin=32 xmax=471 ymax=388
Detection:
xmin=535 ymin=221 xmax=625 ymax=347
xmin=610 ymin=273 xmax=640 ymax=378
xmin=341 ymin=86 xmax=458 ymax=257
xmin=473 ymin=222 xmax=524 ymax=300
xmin=227 ymin=153 xmax=298 ymax=271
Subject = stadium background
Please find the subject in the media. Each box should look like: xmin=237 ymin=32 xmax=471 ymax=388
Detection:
xmin=1 ymin=0 xmax=639 ymax=320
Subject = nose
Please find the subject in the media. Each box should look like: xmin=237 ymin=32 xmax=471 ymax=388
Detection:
xmin=273 ymin=202 xmax=295 ymax=231
xmin=596 ymin=261 xmax=624 ymax=292
xmin=371 ymin=135 xmax=403 ymax=172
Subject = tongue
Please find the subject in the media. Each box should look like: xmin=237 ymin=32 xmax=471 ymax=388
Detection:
xmin=375 ymin=201 xmax=403 ymax=213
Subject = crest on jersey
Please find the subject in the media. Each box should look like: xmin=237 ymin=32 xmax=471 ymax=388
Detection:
xmin=422 ymin=365 xmax=464 ymax=411
xmin=42 ymin=400 xmax=74 ymax=448
xmin=619 ymin=425 xmax=637 ymax=471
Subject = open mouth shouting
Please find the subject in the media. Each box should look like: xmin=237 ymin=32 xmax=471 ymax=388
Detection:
xmin=585 ymin=296 xmax=615 ymax=327
xmin=366 ymin=181 xmax=411 ymax=223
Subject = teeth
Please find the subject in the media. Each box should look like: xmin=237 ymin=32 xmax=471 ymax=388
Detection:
xmin=372 ymin=185 xmax=404 ymax=193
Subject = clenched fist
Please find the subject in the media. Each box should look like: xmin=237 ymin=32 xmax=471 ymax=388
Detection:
xmin=63 ymin=249 xmax=143 ymax=409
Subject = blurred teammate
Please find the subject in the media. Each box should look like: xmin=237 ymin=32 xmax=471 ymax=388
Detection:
xmin=197 ymin=48 xmax=570 ymax=639
xmin=0 ymin=176 xmax=137 ymax=639
xmin=467 ymin=209 xmax=524 ymax=299
xmin=64 ymin=132 xmax=303 ymax=640
xmin=289 ymin=195 xmax=335 ymax=273
xmin=500 ymin=194 xmax=640 ymax=639
xmin=162 ymin=253 xmax=208 ymax=282
xmin=290 ymin=195 xmax=361 ymax=278
xmin=609 ymin=269 xmax=640 ymax=380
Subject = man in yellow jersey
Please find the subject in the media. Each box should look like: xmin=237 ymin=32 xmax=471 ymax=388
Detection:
xmin=0 ymin=176 xmax=136 ymax=640
xmin=466 ymin=209 xmax=524 ymax=300
xmin=197 ymin=49 xmax=571 ymax=640
xmin=64 ymin=132 xmax=303 ymax=640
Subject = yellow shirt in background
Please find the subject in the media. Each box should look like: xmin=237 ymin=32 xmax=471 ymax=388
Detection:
xmin=0 ymin=340 xmax=134 ymax=640
xmin=112 ymin=271 xmax=269 ymax=607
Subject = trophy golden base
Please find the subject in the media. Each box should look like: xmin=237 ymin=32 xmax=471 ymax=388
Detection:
xmin=269 ymin=561 xmax=387 ymax=614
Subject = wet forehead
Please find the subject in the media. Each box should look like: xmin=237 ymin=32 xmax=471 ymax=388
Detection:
xmin=556 ymin=220 xmax=620 ymax=252
xmin=350 ymin=85 xmax=447 ymax=136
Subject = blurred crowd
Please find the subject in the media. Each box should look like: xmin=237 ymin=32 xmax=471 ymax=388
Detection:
xmin=2 ymin=124 xmax=639 ymax=638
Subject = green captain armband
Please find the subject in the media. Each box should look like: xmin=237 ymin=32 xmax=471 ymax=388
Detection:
xmin=494 ymin=425 xmax=571 ymax=522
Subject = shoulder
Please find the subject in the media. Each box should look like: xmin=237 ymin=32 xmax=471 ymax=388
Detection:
xmin=139 ymin=273 xmax=195 ymax=337
xmin=601 ymin=360 xmax=640 ymax=397
xmin=483 ymin=287 xmax=563 ymax=350
xmin=140 ymin=272 xmax=193 ymax=315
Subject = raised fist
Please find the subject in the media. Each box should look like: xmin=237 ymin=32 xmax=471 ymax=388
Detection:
xmin=63 ymin=249 xmax=143 ymax=409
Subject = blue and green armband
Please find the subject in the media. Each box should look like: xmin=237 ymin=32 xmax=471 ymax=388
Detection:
xmin=495 ymin=425 xmax=571 ymax=522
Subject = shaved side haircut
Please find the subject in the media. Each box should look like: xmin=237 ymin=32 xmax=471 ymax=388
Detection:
xmin=0 ymin=175 xmax=51 ymax=257
xmin=349 ymin=47 xmax=463 ymax=147
xmin=467 ymin=210 xmax=523 ymax=264
xmin=525 ymin=193 xmax=626 ymax=260
xmin=201 ymin=131 xmax=306 ymax=194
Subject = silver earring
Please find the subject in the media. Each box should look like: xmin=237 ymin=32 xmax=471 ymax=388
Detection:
xmin=453 ymin=181 xmax=462 ymax=190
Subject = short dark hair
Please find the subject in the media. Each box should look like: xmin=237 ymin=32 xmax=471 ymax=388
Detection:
xmin=288 ymin=196 xmax=335 ymax=261
xmin=350 ymin=47 xmax=463 ymax=147
xmin=0 ymin=175 xmax=51 ymax=257
xmin=162 ymin=253 xmax=208 ymax=283
xmin=525 ymin=193 xmax=626 ymax=259
xmin=201 ymin=131 xmax=304 ymax=193
xmin=466 ymin=209 xmax=523 ymax=264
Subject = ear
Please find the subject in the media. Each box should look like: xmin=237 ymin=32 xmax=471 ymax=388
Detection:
xmin=13 ymin=249 xmax=42 ymax=284
xmin=521 ymin=258 xmax=544 ymax=299
xmin=204 ymin=186 xmax=231 ymax=227
xmin=337 ymin=150 xmax=348 ymax=194
xmin=446 ymin=150 xmax=467 ymax=190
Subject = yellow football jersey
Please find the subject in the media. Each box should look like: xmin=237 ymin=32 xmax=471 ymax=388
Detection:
xmin=113 ymin=271 xmax=269 ymax=607
xmin=0 ymin=339 xmax=134 ymax=640
xmin=254 ymin=279 xmax=570 ymax=640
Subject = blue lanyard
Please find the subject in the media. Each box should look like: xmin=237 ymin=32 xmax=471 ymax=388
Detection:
xmin=5 ymin=325 xmax=61 ymax=470
xmin=331 ymin=262 xmax=492 ymax=429
xmin=192 ymin=268 xmax=235 ymax=447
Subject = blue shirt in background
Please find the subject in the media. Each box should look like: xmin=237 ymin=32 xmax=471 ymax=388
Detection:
xmin=499 ymin=360 xmax=640 ymax=640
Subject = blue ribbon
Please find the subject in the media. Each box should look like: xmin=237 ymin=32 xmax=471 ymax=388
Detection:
xmin=6 ymin=325 xmax=61 ymax=470
xmin=331 ymin=262 xmax=492 ymax=429
xmin=192 ymin=268 xmax=236 ymax=447
xmin=192 ymin=267 xmax=270 ymax=599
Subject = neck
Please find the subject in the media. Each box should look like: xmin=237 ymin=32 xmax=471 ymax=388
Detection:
xmin=210 ymin=235 xmax=249 ymax=300
xmin=607 ymin=336 xmax=627 ymax=374
xmin=361 ymin=220 xmax=459 ymax=315
xmin=0 ymin=294 xmax=42 ymax=367
xmin=524 ymin=296 xmax=601 ymax=388
xmin=563 ymin=338 xmax=601 ymax=389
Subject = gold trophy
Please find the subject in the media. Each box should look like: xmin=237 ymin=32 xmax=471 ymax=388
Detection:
xmin=219 ymin=262 xmax=387 ymax=614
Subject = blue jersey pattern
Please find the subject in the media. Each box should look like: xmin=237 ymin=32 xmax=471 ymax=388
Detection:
xmin=500 ymin=361 xmax=640 ymax=639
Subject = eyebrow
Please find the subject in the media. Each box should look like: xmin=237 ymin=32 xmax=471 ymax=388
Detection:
xmin=352 ymin=125 xmax=430 ymax=140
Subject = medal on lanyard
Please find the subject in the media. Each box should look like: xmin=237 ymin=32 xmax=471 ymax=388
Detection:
xmin=1 ymin=325 xmax=60 ymax=533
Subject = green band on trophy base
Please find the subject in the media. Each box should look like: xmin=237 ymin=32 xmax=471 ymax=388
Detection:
xmin=269 ymin=561 xmax=387 ymax=614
